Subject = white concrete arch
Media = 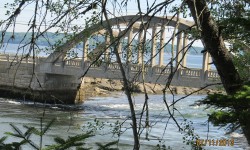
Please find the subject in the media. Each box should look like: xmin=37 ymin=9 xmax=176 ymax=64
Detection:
xmin=43 ymin=15 xmax=194 ymax=66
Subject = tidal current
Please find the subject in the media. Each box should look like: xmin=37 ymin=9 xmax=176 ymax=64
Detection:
xmin=0 ymin=93 xmax=249 ymax=150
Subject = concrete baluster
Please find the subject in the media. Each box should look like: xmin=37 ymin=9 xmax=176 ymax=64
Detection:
xmin=151 ymin=26 xmax=157 ymax=67
xmin=6 ymin=54 xmax=9 ymax=62
xmin=60 ymin=55 xmax=66 ymax=68
xmin=159 ymin=24 xmax=165 ymax=66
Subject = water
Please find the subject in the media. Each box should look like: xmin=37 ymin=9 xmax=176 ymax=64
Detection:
xmin=0 ymin=93 xmax=248 ymax=150
xmin=0 ymin=43 xmax=245 ymax=149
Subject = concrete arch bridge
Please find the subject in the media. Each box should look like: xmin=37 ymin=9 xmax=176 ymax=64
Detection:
xmin=0 ymin=15 xmax=220 ymax=104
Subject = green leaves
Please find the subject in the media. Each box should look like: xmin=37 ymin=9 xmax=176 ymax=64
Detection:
xmin=208 ymin=111 xmax=238 ymax=126
xmin=44 ymin=133 xmax=93 ymax=150
xmin=233 ymin=51 xmax=250 ymax=80
xmin=4 ymin=123 xmax=39 ymax=150
xmin=199 ymin=83 xmax=250 ymax=133
xmin=0 ymin=117 xmax=122 ymax=150
xmin=95 ymin=140 xmax=119 ymax=150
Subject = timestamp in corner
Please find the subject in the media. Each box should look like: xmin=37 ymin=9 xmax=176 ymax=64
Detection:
xmin=196 ymin=138 xmax=234 ymax=147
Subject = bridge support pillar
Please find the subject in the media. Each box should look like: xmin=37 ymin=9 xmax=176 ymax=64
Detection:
xmin=83 ymin=39 xmax=89 ymax=62
xmin=176 ymin=32 xmax=183 ymax=69
xmin=159 ymin=24 xmax=165 ymax=66
xmin=182 ymin=33 xmax=189 ymax=68
xmin=202 ymin=51 xmax=211 ymax=83
xmin=137 ymin=30 xmax=144 ymax=64
xmin=151 ymin=26 xmax=157 ymax=67
xmin=127 ymin=28 xmax=133 ymax=63
xmin=117 ymin=41 xmax=123 ymax=61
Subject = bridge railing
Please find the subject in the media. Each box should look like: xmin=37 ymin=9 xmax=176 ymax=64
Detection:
xmin=65 ymin=59 xmax=82 ymax=67
xmin=108 ymin=63 xmax=120 ymax=70
xmin=154 ymin=66 xmax=172 ymax=75
xmin=130 ymin=64 xmax=142 ymax=72
xmin=207 ymin=70 xmax=220 ymax=79
xmin=181 ymin=68 xmax=201 ymax=78
xmin=77 ymin=61 xmax=220 ymax=82
xmin=0 ymin=53 xmax=39 ymax=64
xmin=0 ymin=53 xmax=223 ymax=86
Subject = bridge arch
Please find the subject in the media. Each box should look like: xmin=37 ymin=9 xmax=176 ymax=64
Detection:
xmin=43 ymin=15 xmax=202 ymax=69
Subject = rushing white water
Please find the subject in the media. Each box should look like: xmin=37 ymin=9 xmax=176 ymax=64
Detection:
xmin=0 ymin=93 xmax=249 ymax=150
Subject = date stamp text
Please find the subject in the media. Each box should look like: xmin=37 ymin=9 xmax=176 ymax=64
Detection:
xmin=196 ymin=138 xmax=234 ymax=146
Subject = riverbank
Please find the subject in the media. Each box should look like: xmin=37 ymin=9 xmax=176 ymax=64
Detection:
xmin=79 ymin=77 xmax=224 ymax=100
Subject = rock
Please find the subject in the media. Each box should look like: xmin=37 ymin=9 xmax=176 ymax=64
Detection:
xmin=78 ymin=77 xmax=225 ymax=101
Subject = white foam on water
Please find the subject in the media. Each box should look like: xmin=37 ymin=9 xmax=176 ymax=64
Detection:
xmin=230 ymin=132 xmax=244 ymax=138
xmin=101 ymin=104 xmax=130 ymax=109
xmin=6 ymin=100 xmax=21 ymax=105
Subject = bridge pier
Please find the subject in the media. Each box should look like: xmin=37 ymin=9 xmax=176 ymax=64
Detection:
xmin=0 ymin=56 xmax=83 ymax=104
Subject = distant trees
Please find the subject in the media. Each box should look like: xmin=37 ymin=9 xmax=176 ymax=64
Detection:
xmin=0 ymin=32 xmax=65 ymax=46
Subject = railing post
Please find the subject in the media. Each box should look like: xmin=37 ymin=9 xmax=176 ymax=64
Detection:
xmin=6 ymin=54 xmax=9 ymax=62
xmin=150 ymin=66 xmax=154 ymax=77
xmin=176 ymin=68 xmax=182 ymax=80
xmin=25 ymin=56 xmax=28 ymax=64
xmin=61 ymin=61 xmax=64 ymax=68
xmin=127 ymin=63 xmax=131 ymax=80
xmin=200 ymin=70 xmax=208 ymax=86
xmin=200 ymin=69 xmax=204 ymax=85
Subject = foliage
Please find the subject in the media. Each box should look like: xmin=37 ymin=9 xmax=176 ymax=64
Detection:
xmin=210 ymin=0 xmax=250 ymax=52
xmin=0 ymin=118 xmax=119 ymax=150
xmin=233 ymin=51 xmax=250 ymax=80
xmin=180 ymin=120 xmax=204 ymax=150
xmin=198 ymin=83 xmax=250 ymax=133
xmin=43 ymin=134 xmax=93 ymax=150
xmin=95 ymin=141 xmax=119 ymax=150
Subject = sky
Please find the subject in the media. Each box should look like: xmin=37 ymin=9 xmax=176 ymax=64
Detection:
xmin=0 ymin=0 xmax=203 ymax=47
xmin=0 ymin=0 xmax=182 ymax=31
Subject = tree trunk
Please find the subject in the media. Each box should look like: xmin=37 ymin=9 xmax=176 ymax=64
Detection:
xmin=186 ymin=0 xmax=242 ymax=94
xmin=186 ymin=0 xmax=250 ymax=144
xmin=241 ymin=116 xmax=250 ymax=145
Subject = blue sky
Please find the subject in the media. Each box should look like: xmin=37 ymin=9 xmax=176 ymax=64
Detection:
xmin=0 ymin=0 xmax=203 ymax=46
xmin=0 ymin=0 xmax=181 ymax=31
